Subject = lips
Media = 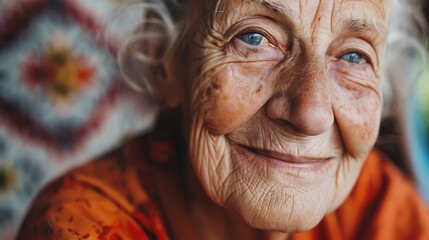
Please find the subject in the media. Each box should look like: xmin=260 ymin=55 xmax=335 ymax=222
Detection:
xmin=237 ymin=144 xmax=334 ymax=170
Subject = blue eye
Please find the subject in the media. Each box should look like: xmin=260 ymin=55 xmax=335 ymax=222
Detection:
xmin=339 ymin=52 xmax=365 ymax=64
xmin=238 ymin=32 xmax=265 ymax=46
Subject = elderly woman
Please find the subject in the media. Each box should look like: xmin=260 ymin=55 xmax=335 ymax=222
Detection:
xmin=18 ymin=0 xmax=429 ymax=239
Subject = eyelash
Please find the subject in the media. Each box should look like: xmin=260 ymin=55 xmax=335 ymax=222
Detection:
xmin=337 ymin=49 xmax=372 ymax=65
xmin=228 ymin=24 xmax=374 ymax=69
xmin=234 ymin=28 xmax=275 ymax=46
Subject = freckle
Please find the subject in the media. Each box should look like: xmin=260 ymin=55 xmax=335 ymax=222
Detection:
xmin=250 ymin=48 xmax=259 ymax=54
xmin=204 ymin=69 xmax=214 ymax=79
xmin=209 ymin=68 xmax=216 ymax=75
xmin=212 ymin=82 xmax=220 ymax=90
xmin=255 ymin=85 xmax=262 ymax=94
xmin=318 ymin=17 xmax=321 ymax=21
xmin=205 ymin=87 xmax=212 ymax=96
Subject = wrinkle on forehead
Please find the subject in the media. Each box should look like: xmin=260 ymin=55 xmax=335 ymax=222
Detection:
xmin=246 ymin=0 xmax=389 ymax=18
xmin=343 ymin=19 xmax=387 ymax=37
xmin=211 ymin=0 xmax=388 ymax=40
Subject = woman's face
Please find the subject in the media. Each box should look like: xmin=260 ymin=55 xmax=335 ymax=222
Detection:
xmin=185 ymin=0 xmax=390 ymax=232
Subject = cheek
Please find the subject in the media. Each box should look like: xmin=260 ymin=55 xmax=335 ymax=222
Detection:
xmin=331 ymin=71 xmax=382 ymax=157
xmin=195 ymin=63 xmax=271 ymax=134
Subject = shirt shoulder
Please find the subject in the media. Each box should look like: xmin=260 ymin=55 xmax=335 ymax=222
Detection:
xmin=17 ymin=147 xmax=170 ymax=240
xmin=293 ymin=150 xmax=429 ymax=240
xmin=357 ymin=150 xmax=429 ymax=240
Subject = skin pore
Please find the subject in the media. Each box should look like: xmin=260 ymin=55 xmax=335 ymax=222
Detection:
xmin=163 ymin=0 xmax=390 ymax=239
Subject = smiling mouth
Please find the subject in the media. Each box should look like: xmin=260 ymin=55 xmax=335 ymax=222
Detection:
xmin=238 ymin=144 xmax=334 ymax=170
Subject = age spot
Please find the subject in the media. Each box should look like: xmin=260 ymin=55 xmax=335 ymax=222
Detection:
xmin=205 ymin=87 xmax=212 ymax=96
xmin=212 ymin=82 xmax=220 ymax=90
xmin=255 ymin=85 xmax=262 ymax=94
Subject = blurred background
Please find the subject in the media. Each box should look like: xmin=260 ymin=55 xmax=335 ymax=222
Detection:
xmin=409 ymin=0 xmax=429 ymax=204
xmin=0 ymin=0 xmax=427 ymax=240
xmin=0 ymin=0 xmax=157 ymax=239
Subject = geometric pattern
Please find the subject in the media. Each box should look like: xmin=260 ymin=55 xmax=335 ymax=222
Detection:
xmin=0 ymin=0 xmax=156 ymax=239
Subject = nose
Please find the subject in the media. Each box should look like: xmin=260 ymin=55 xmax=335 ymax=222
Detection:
xmin=266 ymin=67 xmax=334 ymax=136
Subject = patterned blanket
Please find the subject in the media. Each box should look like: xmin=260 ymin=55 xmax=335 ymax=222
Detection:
xmin=0 ymin=0 xmax=156 ymax=239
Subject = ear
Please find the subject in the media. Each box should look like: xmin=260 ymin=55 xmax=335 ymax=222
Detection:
xmin=152 ymin=61 xmax=181 ymax=109
xmin=117 ymin=2 xmax=179 ymax=108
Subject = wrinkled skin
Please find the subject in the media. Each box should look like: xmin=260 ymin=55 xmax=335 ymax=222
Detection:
xmin=177 ymin=0 xmax=390 ymax=234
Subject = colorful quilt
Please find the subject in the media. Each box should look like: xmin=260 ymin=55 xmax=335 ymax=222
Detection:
xmin=0 ymin=0 xmax=157 ymax=239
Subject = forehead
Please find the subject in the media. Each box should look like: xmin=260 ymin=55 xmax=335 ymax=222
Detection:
xmin=211 ymin=0 xmax=390 ymax=36
xmin=231 ymin=0 xmax=389 ymax=16
xmin=215 ymin=0 xmax=390 ymax=17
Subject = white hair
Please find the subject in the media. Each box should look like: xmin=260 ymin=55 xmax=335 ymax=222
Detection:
xmin=383 ymin=0 xmax=428 ymax=118
xmin=379 ymin=0 xmax=428 ymax=171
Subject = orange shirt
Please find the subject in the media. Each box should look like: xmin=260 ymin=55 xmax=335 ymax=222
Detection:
xmin=17 ymin=146 xmax=429 ymax=240
xmin=293 ymin=151 xmax=429 ymax=240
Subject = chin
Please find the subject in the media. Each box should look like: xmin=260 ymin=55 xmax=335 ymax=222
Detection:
xmin=223 ymin=185 xmax=332 ymax=233
xmin=189 ymin=121 xmax=367 ymax=234
xmin=218 ymin=139 xmax=368 ymax=233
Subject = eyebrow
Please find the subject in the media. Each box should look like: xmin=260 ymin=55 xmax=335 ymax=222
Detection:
xmin=342 ymin=19 xmax=387 ymax=36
